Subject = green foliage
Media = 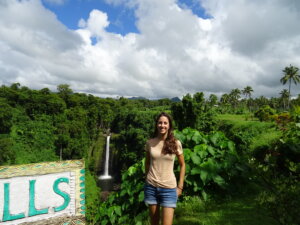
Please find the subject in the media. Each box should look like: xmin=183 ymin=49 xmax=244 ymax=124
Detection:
xmin=217 ymin=116 xmax=278 ymax=153
xmin=0 ymin=135 xmax=14 ymax=164
xmin=11 ymin=115 xmax=58 ymax=164
xmin=0 ymin=98 xmax=13 ymax=133
xmin=291 ymin=105 xmax=300 ymax=122
xmin=85 ymin=169 xmax=101 ymax=225
xmin=174 ymin=128 xmax=247 ymax=199
xmin=98 ymin=159 xmax=148 ymax=225
xmin=174 ymin=195 xmax=279 ymax=225
xmin=112 ymin=110 xmax=157 ymax=171
xmin=254 ymin=105 xmax=276 ymax=122
xmin=258 ymin=176 xmax=300 ymax=225
xmin=171 ymin=93 xmax=216 ymax=132
xmin=253 ymin=123 xmax=300 ymax=225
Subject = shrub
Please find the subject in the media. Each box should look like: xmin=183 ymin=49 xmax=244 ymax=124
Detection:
xmin=174 ymin=128 xmax=249 ymax=199
xmin=254 ymin=123 xmax=300 ymax=225
xmin=98 ymin=159 xmax=147 ymax=225
xmin=254 ymin=105 xmax=276 ymax=122
xmin=272 ymin=112 xmax=291 ymax=131
xmin=291 ymin=105 xmax=300 ymax=122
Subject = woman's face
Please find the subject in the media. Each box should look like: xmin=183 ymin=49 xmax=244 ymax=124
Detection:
xmin=156 ymin=116 xmax=170 ymax=136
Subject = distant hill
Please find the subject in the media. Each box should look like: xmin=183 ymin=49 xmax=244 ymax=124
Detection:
xmin=127 ymin=96 xmax=181 ymax=102
xmin=128 ymin=96 xmax=147 ymax=100
xmin=170 ymin=97 xmax=181 ymax=102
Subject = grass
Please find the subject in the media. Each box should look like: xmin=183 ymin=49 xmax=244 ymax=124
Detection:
xmin=249 ymin=127 xmax=281 ymax=151
xmin=216 ymin=113 xmax=260 ymax=123
xmin=174 ymin=195 xmax=279 ymax=225
xmin=216 ymin=113 xmax=281 ymax=151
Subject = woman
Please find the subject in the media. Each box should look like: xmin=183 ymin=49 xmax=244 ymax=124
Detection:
xmin=144 ymin=112 xmax=185 ymax=225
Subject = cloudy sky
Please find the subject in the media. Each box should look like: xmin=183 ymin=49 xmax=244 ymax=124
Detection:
xmin=0 ymin=0 xmax=300 ymax=99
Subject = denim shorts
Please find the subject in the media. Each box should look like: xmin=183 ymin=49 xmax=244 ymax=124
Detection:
xmin=144 ymin=183 xmax=178 ymax=208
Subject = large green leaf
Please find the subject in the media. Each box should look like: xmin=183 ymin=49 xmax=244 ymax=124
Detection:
xmin=199 ymin=149 xmax=208 ymax=159
xmin=191 ymin=153 xmax=201 ymax=165
xmin=219 ymin=140 xmax=228 ymax=149
xmin=194 ymin=144 xmax=208 ymax=159
xmin=183 ymin=148 xmax=192 ymax=161
xmin=194 ymin=144 xmax=207 ymax=152
xmin=213 ymin=175 xmax=226 ymax=187
xmin=207 ymin=146 xmax=215 ymax=156
xmin=201 ymin=159 xmax=215 ymax=170
xmin=192 ymin=131 xmax=202 ymax=144
xmin=128 ymin=166 xmax=137 ymax=176
xmin=174 ymin=130 xmax=186 ymax=143
xmin=114 ymin=206 xmax=122 ymax=216
xmin=185 ymin=163 xmax=191 ymax=173
xmin=138 ymin=191 xmax=144 ymax=202
xmin=182 ymin=128 xmax=191 ymax=135
xmin=228 ymin=141 xmax=235 ymax=153
xmin=201 ymin=190 xmax=208 ymax=201
xmin=209 ymin=132 xmax=221 ymax=146
xmin=200 ymin=170 xmax=208 ymax=184
xmin=191 ymin=167 xmax=202 ymax=175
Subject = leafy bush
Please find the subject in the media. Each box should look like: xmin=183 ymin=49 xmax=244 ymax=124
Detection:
xmin=258 ymin=175 xmax=300 ymax=225
xmin=272 ymin=112 xmax=291 ymax=130
xmin=217 ymin=117 xmax=278 ymax=153
xmin=174 ymin=128 xmax=248 ymax=199
xmin=112 ymin=110 xmax=157 ymax=172
xmin=11 ymin=115 xmax=58 ymax=164
xmin=254 ymin=105 xmax=276 ymax=122
xmin=171 ymin=93 xmax=217 ymax=132
xmin=254 ymin=123 xmax=300 ymax=225
xmin=291 ymin=105 xmax=300 ymax=122
xmin=98 ymin=159 xmax=148 ymax=225
xmin=86 ymin=169 xmax=101 ymax=225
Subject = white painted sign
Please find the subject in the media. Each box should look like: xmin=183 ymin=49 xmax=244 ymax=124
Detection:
xmin=0 ymin=160 xmax=85 ymax=225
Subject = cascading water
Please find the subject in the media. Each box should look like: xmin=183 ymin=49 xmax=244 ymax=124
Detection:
xmin=99 ymin=135 xmax=112 ymax=180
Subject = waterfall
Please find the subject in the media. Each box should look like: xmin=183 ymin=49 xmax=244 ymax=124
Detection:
xmin=99 ymin=135 xmax=112 ymax=180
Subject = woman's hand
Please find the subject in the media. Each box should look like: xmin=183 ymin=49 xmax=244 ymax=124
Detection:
xmin=177 ymin=187 xmax=182 ymax=197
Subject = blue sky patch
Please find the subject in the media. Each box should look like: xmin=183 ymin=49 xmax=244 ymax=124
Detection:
xmin=177 ymin=0 xmax=211 ymax=19
xmin=42 ymin=0 xmax=139 ymax=35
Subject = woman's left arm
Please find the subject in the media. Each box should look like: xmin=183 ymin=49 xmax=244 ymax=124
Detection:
xmin=177 ymin=154 xmax=185 ymax=196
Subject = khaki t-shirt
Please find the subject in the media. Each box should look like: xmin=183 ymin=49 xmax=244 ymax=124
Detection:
xmin=145 ymin=138 xmax=183 ymax=188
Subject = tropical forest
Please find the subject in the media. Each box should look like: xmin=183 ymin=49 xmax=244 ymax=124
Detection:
xmin=0 ymin=65 xmax=299 ymax=225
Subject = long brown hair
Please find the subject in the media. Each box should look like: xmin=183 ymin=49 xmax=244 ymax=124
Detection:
xmin=153 ymin=112 xmax=178 ymax=155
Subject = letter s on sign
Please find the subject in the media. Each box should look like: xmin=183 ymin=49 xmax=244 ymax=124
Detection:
xmin=53 ymin=177 xmax=70 ymax=212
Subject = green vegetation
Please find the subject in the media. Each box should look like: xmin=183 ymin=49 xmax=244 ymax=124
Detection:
xmin=0 ymin=69 xmax=299 ymax=225
xmin=174 ymin=128 xmax=245 ymax=199
xmin=174 ymin=196 xmax=279 ymax=225
xmin=0 ymin=83 xmax=173 ymax=224
xmin=216 ymin=113 xmax=281 ymax=152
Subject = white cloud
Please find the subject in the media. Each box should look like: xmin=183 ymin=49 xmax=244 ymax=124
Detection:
xmin=79 ymin=10 xmax=110 ymax=37
xmin=0 ymin=0 xmax=300 ymax=99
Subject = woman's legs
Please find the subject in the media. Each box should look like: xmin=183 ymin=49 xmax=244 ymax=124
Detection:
xmin=161 ymin=207 xmax=174 ymax=225
xmin=149 ymin=204 xmax=160 ymax=225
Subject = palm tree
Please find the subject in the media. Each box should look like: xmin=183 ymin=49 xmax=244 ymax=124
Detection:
xmin=256 ymin=96 xmax=269 ymax=107
xmin=242 ymin=86 xmax=253 ymax=99
xmin=280 ymin=64 xmax=300 ymax=109
xmin=220 ymin=93 xmax=230 ymax=112
xmin=229 ymin=88 xmax=241 ymax=110
xmin=220 ymin=93 xmax=230 ymax=105
xmin=280 ymin=89 xmax=290 ymax=110
xmin=208 ymin=94 xmax=218 ymax=106
xmin=242 ymin=86 xmax=254 ymax=112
